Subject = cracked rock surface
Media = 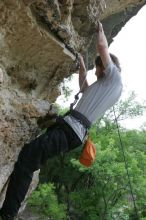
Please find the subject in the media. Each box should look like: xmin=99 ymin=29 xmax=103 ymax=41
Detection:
xmin=0 ymin=0 xmax=145 ymax=214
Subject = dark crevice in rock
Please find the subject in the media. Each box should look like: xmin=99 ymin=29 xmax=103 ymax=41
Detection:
xmin=1 ymin=0 xmax=146 ymax=215
xmin=30 ymin=2 xmax=77 ymax=57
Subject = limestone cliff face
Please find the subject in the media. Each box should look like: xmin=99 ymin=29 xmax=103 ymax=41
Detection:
xmin=0 ymin=0 xmax=145 ymax=212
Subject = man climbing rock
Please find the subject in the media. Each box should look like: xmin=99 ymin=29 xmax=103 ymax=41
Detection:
xmin=0 ymin=21 xmax=123 ymax=220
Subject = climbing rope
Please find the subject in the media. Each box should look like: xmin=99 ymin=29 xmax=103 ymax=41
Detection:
xmin=113 ymin=106 xmax=139 ymax=219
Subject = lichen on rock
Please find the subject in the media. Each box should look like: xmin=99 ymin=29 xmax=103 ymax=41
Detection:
xmin=0 ymin=0 xmax=146 ymax=214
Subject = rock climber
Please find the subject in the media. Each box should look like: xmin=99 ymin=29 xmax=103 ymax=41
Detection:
xmin=0 ymin=21 xmax=123 ymax=220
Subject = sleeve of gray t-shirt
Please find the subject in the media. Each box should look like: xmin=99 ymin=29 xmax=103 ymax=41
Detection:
xmin=104 ymin=62 xmax=121 ymax=82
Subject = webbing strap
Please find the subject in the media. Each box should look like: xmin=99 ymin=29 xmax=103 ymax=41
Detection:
xmin=65 ymin=109 xmax=91 ymax=129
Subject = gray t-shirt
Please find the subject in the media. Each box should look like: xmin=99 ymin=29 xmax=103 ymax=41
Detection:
xmin=64 ymin=62 xmax=123 ymax=141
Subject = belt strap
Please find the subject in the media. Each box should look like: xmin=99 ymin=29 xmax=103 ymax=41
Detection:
xmin=65 ymin=110 xmax=91 ymax=129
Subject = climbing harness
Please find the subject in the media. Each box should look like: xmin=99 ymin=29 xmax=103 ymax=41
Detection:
xmin=113 ymin=106 xmax=139 ymax=219
xmin=65 ymin=109 xmax=91 ymax=129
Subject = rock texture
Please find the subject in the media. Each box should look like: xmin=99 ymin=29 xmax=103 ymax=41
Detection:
xmin=0 ymin=0 xmax=146 ymax=214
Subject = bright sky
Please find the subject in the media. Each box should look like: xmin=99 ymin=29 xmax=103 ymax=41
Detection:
xmin=110 ymin=5 xmax=146 ymax=99
xmin=56 ymin=5 xmax=146 ymax=130
xmin=109 ymin=5 xmax=146 ymax=129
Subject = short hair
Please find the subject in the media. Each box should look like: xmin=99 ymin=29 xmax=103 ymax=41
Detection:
xmin=95 ymin=53 xmax=121 ymax=72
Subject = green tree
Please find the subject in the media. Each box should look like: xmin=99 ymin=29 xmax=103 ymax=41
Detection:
xmin=28 ymin=183 xmax=67 ymax=220
xmin=29 ymin=93 xmax=146 ymax=220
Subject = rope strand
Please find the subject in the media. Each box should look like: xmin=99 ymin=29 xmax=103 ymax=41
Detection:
xmin=113 ymin=106 xmax=139 ymax=219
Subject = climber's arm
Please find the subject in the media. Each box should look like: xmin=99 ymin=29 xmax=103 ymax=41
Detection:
xmin=96 ymin=21 xmax=111 ymax=68
xmin=79 ymin=55 xmax=89 ymax=92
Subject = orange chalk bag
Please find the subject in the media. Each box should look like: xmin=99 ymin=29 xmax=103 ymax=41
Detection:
xmin=79 ymin=136 xmax=96 ymax=167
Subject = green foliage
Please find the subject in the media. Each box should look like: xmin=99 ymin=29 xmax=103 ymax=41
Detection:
xmin=54 ymin=103 xmax=69 ymax=116
xmin=60 ymin=76 xmax=73 ymax=100
xmin=29 ymin=93 xmax=146 ymax=220
xmin=69 ymin=131 xmax=146 ymax=219
xmin=38 ymin=127 xmax=146 ymax=219
xmin=103 ymin=91 xmax=146 ymax=121
xmin=28 ymin=183 xmax=67 ymax=220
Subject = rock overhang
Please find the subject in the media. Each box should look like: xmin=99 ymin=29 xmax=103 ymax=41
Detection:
xmin=0 ymin=0 xmax=146 ymax=211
